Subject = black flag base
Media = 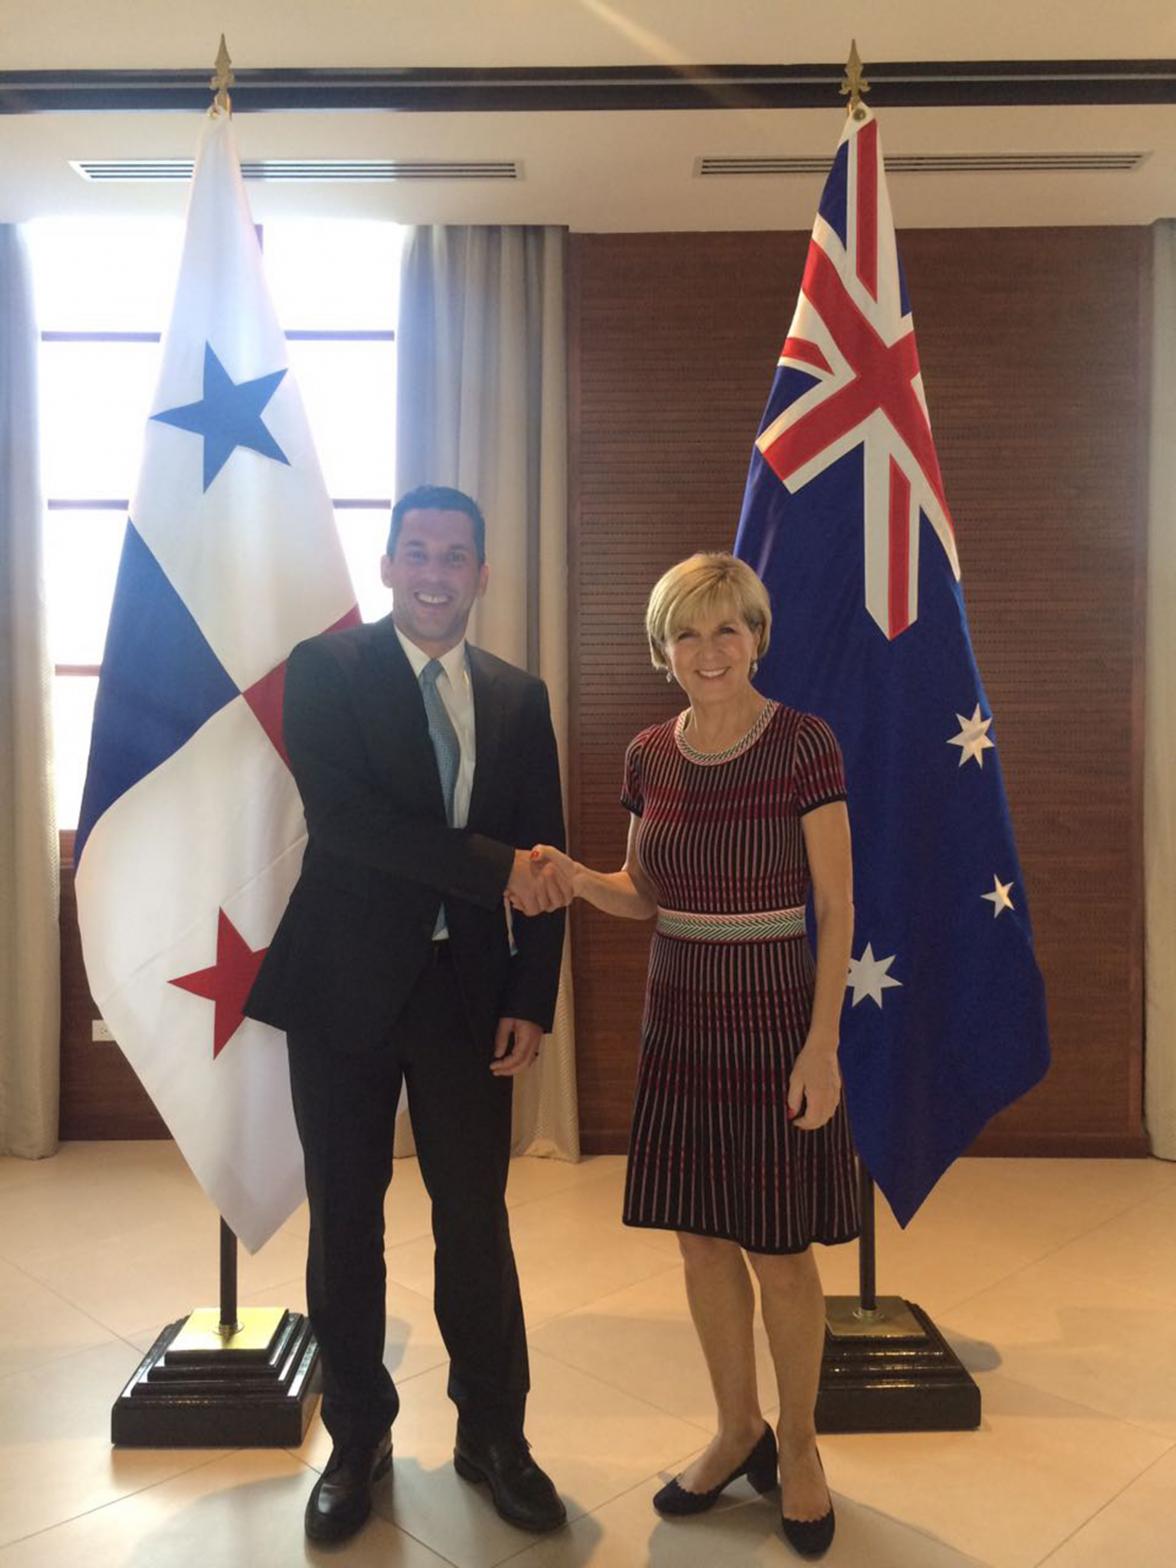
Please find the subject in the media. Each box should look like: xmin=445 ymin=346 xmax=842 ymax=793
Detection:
xmin=816 ymin=1295 xmax=980 ymax=1433
xmin=111 ymin=1306 xmax=321 ymax=1447
xmin=815 ymin=1166 xmax=982 ymax=1432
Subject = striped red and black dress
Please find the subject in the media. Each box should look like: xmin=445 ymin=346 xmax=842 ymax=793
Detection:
xmin=621 ymin=700 xmax=860 ymax=1254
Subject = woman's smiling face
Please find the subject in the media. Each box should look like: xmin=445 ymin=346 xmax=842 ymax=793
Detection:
xmin=664 ymin=602 xmax=759 ymax=705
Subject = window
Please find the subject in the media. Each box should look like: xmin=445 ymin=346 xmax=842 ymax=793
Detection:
xmin=28 ymin=218 xmax=402 ymax=830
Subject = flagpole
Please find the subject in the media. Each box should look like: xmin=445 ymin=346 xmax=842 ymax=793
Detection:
xmin=219 ymin=1218 xmax=240 ymax=1335
xmin=856 ymin=1162 xmax=876 ymax=1313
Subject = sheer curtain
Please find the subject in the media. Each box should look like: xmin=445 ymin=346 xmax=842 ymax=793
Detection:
xmin=1146 ymin=220 xmax=1176 ymax=1159
xmin=395 ymin=225 xmax=578 ymax=1159
xmin=0 ymin=226 xmax=59 ymax=1158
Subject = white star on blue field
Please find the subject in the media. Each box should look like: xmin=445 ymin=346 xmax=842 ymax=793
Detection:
xmin=152 ymin=343 xmax=289 ymax=490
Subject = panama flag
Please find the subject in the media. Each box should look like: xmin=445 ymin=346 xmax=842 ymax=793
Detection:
xmin=735 ymin=105 xmax=1050 ymax=1226
xmin=74 ymin=110 xmax=358 ymax=1252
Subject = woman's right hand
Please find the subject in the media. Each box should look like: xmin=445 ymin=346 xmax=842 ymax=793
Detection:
xmin=529 ymin=844 xmax=579 ymax=904
xmin=532 ymin=832 xmax=654 ymax=922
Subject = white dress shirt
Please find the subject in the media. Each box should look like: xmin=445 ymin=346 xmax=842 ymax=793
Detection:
xmin=395 ymin=627 xmax=476 ymax=939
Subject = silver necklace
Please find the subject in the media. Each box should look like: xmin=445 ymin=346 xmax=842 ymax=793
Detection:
xmin=674 ymin=700 xmax=776 ymax=765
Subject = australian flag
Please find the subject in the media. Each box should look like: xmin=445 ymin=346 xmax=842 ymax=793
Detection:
xmin=74 ymin=110 xmax=358 ymax=1251
xmin=734 ymin=105 xmax=1050 ymax=1226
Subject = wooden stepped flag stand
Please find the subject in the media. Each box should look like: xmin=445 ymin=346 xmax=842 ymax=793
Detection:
xmin=816 ymin=1162 xmax=980 ymax=1432
xmin=111 ymin=1218 xmax=320 ymax=1447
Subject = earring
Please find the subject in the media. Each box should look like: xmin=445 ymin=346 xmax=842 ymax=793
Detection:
xmin=665 ymin=670 xmax=674 ymax=683
xmin=750 ymin=659 xmax=759 ymax=678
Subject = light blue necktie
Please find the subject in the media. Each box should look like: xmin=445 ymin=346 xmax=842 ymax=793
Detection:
xmin=420 ymin=658 xmax=461 ymax=826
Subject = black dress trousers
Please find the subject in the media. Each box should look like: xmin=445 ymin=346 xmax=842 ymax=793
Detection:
xmin=286 ymin=944 xmax=528 ymax=1450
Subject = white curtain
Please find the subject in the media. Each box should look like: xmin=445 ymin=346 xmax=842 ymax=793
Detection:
xmin=395 ymin=225 xmax=579 ymax=1160
xmin=1146 ymin=220 xmax=1176 ymax=1159
xmin=0 ymin=226 xmax=59 ymax=1158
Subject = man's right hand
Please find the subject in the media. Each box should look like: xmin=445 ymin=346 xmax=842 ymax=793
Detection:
xmin=506 ymin=848 xmax=572 ymax=916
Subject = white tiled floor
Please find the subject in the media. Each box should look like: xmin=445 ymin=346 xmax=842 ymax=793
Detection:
xmin=0 ymin=1144 xmax=1174 ymax=1566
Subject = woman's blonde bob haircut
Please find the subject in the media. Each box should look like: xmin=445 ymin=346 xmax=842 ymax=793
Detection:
xmin=645 ymin=552 xmax=772 ymax=672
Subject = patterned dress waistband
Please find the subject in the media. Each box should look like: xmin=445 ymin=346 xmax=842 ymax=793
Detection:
xmin=655 ymin=905 xmax=807 ymax=942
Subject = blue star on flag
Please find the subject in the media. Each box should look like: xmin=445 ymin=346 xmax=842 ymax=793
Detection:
xmin=152 ymin=342 xmax=289 ymax=491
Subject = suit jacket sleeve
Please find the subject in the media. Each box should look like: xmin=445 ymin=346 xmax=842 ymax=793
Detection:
xmin=283 ymin=635 xmax=513 ymax=907
xmin=502 ymin=678 xmax=567 ymax=1030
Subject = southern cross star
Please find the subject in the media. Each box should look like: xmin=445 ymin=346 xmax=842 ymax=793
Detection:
xmin=982 ymin=875 xmax=1015 ymax=918
xmin=847 ymin=943 xmax=903 ymax=1008
xmin=948 ymin=704 xmax=995 ymax=768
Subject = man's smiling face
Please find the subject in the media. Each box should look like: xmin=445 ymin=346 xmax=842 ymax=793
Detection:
xmin=381 ymin=507 xmax=489 ymax=657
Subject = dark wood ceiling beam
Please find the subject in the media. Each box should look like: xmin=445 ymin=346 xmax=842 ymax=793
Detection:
xmin=3 ymin=60 xmax=1175 ymax=114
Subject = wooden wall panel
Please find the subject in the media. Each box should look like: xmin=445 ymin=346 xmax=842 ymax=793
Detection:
xmin=568 ymin=227 xmax=1148 ymax=1158
xmin=57 ymin=226 xmax=1147 ymax=1159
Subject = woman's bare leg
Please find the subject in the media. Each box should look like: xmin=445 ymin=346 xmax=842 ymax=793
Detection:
xmin=673 ymin=1232 xmax=768 ymax=1491
xmin=748 ymin=1246 xmax=831 ymax=1520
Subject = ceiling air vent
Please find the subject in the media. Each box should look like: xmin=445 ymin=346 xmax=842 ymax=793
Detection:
xmin=72 ymin=158 xmax=522 ymax=182
xmin=696 ymin=151 xmax=1148 ymax=177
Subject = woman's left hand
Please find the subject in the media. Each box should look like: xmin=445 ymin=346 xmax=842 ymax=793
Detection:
xmin=787 ymin=1039 xmax=843 ymax=1131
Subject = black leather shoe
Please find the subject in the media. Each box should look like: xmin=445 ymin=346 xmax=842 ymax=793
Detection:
xmin=453 ymin=1427 xmax=567 ymax=1532
xmin=304 ymin=1431 xmax=392 ymax=1543
xmin=780 ymin=1448 xmax=835 ymax=1559
xmin=653 ymin=1423 xmax=778 ymax=1516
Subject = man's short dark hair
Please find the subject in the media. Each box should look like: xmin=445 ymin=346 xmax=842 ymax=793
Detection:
xmin=387 ymin=485 xmax=486 ymax=564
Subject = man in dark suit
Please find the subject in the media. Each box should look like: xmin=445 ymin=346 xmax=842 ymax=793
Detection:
xmin=246 ymin=484 xmax=569 ymax=1543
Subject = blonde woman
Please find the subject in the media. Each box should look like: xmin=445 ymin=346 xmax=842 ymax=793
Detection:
xmin=534 ymin=553 xmax=857 ymax=1558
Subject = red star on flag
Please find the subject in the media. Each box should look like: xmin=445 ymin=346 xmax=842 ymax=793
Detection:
xmin=170 ymin=910 xmax=268 ymax=1058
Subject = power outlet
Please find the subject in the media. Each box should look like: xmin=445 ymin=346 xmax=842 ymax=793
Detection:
xmin=91 ymin=1019 xmax=115 ymax=1043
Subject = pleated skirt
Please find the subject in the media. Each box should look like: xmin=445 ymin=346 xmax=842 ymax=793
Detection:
xmin=622 ymin=931 xmax=861 ymax=1254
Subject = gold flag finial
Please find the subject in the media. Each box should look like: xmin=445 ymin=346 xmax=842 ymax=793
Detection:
xmin=840 ymin=39 xmax=870 ymax=120
xmin=210 ymin=35 xmax=234 ymax=117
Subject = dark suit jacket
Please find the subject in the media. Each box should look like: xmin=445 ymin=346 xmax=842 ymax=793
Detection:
xmin=245 ymin=615 xmax=566 ymax=1052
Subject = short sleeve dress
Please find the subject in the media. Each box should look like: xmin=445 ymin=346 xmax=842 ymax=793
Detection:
xmin=620 ymin=700 xmax=860 ymax=1254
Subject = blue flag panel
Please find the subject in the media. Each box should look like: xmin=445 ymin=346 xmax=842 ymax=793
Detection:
xmin=76 ymin=521 xmax=238 ymax=862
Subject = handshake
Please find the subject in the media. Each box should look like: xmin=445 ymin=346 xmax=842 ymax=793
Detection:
xmin=505 ymin=844 xmax=577 ymax=917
